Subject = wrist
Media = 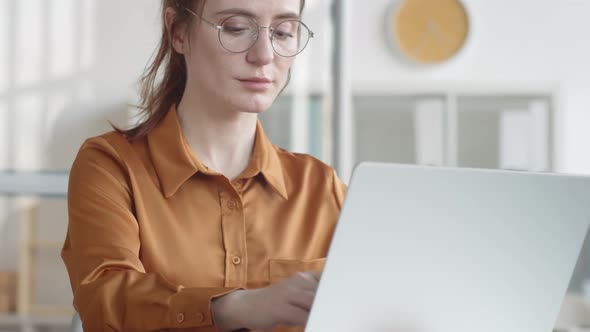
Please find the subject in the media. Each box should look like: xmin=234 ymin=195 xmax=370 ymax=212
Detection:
xmin=212 ymin=289 xmax=249 ymax=331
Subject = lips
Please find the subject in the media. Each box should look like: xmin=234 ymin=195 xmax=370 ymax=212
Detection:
xmin=237 ymin=77 xmax=274 ymax=91
xmin=238 ymin=77 xmax=273 ymax=83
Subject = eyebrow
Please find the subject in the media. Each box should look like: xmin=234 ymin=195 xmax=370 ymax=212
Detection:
xmin=214 ymin=8 xmax=301 ymax=20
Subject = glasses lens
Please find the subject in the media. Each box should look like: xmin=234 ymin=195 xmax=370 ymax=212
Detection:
xmin=272 ymin=20 xmax=311 ymax=57
xmin=219 ymin=15 xmax=258 ymax=53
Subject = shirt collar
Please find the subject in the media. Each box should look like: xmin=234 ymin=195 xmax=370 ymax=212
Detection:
xmin=147 ymin=105 xmax=288 ymax=200
xmin=246 ymin=120 xmax=289 ymax=200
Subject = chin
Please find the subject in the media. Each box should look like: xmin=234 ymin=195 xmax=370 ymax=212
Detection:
xmin=234 ymin=93 xmax=277 ymax=114
xmin=238 ymin=107 xmax=266 ymax=114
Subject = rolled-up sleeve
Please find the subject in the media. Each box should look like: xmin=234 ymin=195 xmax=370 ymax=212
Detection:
xmin=61 ymin=139 xmax=236 ymax=332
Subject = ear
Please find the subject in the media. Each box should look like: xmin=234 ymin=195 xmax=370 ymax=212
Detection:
xmin=165 ymin=7 xmax=188 ymax=54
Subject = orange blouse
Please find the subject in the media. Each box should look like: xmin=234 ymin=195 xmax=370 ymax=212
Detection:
xmin=61 ymin=106 xmax=347 ymax=332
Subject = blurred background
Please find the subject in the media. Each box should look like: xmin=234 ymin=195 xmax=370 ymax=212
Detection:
xmin=1 ymin=0 xmax=590 ymax=331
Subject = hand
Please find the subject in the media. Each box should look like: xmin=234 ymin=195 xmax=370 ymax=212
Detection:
xmin=212 ymin=271 xmax=321 ymax=331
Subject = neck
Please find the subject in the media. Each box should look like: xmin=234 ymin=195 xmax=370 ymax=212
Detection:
xmin=176 ymin=95 xmax=258 ymax=181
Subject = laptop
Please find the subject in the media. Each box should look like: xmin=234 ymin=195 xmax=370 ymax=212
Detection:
xmin=307 ymin=162 xmax=590 ymax=332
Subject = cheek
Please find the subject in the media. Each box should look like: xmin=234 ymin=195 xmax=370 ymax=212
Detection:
xmin=187 ymin=28 xmax=223 ymax=57
xmin=188 ymin=43 xmax=227 ymax=77
xmin=280 ymin=57 xmax=295 ymax=69
xmin=276 ymin=58 xmax=295 ymax=79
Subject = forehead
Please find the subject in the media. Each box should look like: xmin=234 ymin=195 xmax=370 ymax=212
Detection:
xmin=202 ymin=0 xmax=301 ymax=18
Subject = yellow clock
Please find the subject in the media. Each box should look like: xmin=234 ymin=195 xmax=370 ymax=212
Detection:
xmin=388 ymin=0 xmax=470 ymax=64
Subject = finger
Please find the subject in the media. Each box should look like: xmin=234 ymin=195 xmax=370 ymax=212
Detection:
xmin=288 ymin=289 xmax=315 ymax=311
xmin=293 ymin=272 xmax=320 ymax=291
xmin=309 ymin=270 xmax=322 ymax=281
xmin=282 ymin=304 xmax=310 ymax=327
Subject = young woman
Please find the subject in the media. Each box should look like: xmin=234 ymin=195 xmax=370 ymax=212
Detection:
xmin=62 ymin=0 xmax=347 ymax=331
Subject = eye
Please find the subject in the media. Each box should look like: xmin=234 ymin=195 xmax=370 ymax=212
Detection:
xmin=273 ymin=22 xmax=298 ymax=40
xmin=221 ymin=16 xmax=255 ymax=35
xmin=223 ymin=24 xmax=251 ymax=34
xmin=274 ymin=29 xmax=295 ymax=40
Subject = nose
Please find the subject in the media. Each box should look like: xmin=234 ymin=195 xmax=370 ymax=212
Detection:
xmin=245 ymin=27 xmax=275 ymax=65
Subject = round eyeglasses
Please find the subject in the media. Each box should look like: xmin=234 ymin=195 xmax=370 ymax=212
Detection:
xmin=185 ymin=8 xmax=314 ymax=57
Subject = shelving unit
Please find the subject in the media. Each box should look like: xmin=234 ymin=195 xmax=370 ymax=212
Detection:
xmin=351 ymin=91 xmax=553 ymax=173
xmin=0 ymin=313 xmax=71 ymax=332
xmin=0 ymin=172 xmax=72 ymax=332
xmin=262 ymin=89 xmax=555 ymax=183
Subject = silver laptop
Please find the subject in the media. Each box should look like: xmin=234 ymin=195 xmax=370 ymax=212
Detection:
xmin=307 ymin=162 xmax=590 ymax=332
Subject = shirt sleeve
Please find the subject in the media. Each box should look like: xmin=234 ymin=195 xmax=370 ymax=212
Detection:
xmin=61 ymin=138 xmax=238 ymax=332
xmin=331 ymin=168 xmax=348 ymax=210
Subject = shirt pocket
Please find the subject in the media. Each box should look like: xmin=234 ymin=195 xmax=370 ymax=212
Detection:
xmin=269 ymin=258 xmax=327 ymax=284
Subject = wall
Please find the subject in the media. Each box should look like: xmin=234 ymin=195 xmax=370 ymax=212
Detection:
xmin=350 ymin=0 xmax=590 ymax=174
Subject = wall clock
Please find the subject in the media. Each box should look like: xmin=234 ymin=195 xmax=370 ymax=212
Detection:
xmin=387 ymin=0 xmax=470 ymax=64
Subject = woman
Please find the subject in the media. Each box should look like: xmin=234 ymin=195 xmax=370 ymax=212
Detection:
xmin=62 ymin=0 xmax=347 ymax=331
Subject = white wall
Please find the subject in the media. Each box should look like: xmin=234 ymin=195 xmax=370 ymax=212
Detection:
xmin=350 ymin=0 xmax=590 ymax=174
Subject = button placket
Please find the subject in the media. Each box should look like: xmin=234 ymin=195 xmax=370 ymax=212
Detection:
xmin=219 ymin=184 xmax=247 ymax=288
xmin=219 ymin=189 xmax=233 ymax=216
xmin=232 ymin=179 xmax=246 ymax=191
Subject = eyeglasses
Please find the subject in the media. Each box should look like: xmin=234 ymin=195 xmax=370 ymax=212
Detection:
xmin=185 ymin=8 xmax=314 ymax=57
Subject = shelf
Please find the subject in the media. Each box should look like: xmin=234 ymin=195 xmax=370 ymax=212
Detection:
xmin=0 ymin=313 xmax=72 ymax=326
xmin=0 ymin=172 xmax=68 ymax=197
xmin=29 ymin=305 xmax=74 ymax=316
xmin=28 ymin=241 xmax=63 ymax=250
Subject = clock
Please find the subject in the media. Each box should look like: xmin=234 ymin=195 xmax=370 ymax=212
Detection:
xmin=387 ymin=0 xmax=470 ymax=64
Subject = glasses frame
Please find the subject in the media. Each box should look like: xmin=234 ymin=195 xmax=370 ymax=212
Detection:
xmin=184 ymin=7 xmax=315 ymax=57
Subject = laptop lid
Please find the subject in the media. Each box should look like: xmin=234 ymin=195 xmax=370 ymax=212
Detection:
xmin=307 ymin=162 xmax=590 ymax=332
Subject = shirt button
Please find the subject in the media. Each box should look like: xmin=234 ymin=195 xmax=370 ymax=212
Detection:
xmin=195 ymin=312 xmax=204 ymax=322
xmin=176 ymin=313 xmax=185 ymax=323
xmin=232 ymin=256 xmax=242 ymax=265
xmin=227 ymin=200 xmax=238 ymax=210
